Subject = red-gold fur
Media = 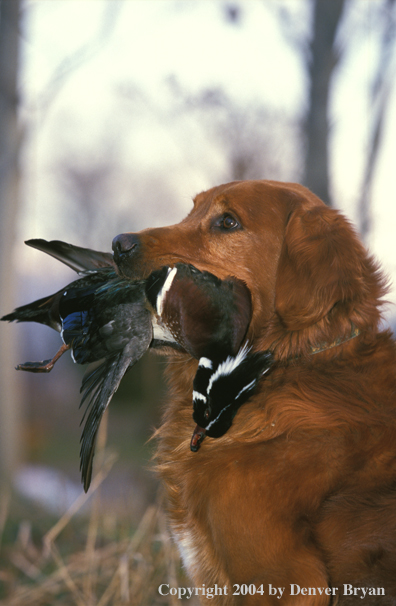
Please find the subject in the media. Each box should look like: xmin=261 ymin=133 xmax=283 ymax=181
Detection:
xmin=119 ymin=181 xmax=396 ymax=604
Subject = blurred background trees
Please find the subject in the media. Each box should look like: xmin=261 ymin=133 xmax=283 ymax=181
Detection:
xmin=301 ymin=0 xmax=346 ymax=204
xmin=0 ymin=0 xmax=22 ymax=487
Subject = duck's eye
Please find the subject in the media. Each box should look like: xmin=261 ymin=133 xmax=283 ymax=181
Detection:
xmin=204 ymin=407 xmax=211 ymax=420
xmin=215 ymin=214 xmax=240 ymax=231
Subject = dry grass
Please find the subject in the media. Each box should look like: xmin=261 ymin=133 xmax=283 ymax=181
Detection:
xmin=0 ymin=418 xmax=196 ymax=605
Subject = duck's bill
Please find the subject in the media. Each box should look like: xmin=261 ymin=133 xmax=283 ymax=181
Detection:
xmin=190 ymin=425 xmax=206 ymax=452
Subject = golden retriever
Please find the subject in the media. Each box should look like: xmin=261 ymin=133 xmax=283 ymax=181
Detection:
xmin=113 ymin=180 xmax=396 ymax=605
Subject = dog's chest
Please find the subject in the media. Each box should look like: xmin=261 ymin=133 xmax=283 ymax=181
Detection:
xmin=172 ymin=525 xmax=200 ymax=578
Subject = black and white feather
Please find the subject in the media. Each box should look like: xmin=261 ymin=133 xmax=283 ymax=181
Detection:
xmin=190 ymin=344 xmax=273 ymax=451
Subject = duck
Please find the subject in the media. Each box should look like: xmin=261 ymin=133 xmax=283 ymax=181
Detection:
xmin=2 ymin=239 xmax=153 ymax=491
xmin=2 ymin=240 xmax=269 ymax=489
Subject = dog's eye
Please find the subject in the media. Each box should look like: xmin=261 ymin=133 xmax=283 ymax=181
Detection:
xmin=223 ymin=215 xmax=238 ymax=229
xmin=215 ymin=214 xmax=240 ymax=231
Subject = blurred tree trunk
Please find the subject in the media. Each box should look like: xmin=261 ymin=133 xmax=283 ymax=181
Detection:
xmin=302 ymin=0 xmax=346 ymax=206
xmin=0 ymin=0 xmax=23 ymax=485
xmin=358 ymin=0 xmax=396 ymax=241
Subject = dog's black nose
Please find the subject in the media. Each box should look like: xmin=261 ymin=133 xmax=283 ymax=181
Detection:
xmin=112 ymin=233 xmax=140 ymax=261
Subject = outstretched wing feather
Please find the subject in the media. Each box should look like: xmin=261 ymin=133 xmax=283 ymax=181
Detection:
xmin=25 ymin=239 xmax=116 ymax=273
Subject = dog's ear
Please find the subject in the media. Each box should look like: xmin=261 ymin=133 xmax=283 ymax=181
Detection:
xmin=274 ymin=205 xmax=368 ymax=331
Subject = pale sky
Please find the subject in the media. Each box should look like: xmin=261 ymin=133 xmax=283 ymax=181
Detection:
xmin=18 ymin=0 xmax=396 ymax=319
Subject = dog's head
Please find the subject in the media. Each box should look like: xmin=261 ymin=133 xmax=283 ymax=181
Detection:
xmin=113 ymin=180 xmax=387 ymax=359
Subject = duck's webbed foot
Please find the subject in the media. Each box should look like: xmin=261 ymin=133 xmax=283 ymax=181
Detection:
xmin=16 ymin=343 xmax=70 ymax=373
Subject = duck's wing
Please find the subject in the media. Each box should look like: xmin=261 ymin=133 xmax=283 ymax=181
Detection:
xmin=79 ymin=328 xmax=152 ymax=492
xmin=25 ymin=239 xmax=117 ymax=273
